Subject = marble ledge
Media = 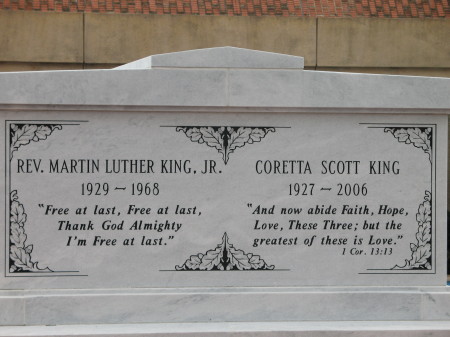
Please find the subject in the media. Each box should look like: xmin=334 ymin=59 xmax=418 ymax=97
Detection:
xmin=1 ymin=287 xmax=450 ymax=325
xmin=2 ymin=321 xmax=450 ymax=337
xmin=0 ymin=68 xmax=449 ymax=110
xmin=1 ymin=286 xmax=450 ymax=296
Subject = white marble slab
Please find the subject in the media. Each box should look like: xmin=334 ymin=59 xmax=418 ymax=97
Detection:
xmin=0 ymin=48 xmax=448 ymax=331
xmin=0 ymin=112 xmax=446 ymax=289
xmin=0 ymin=47 xmax=448 ymax=110
xmin=2 ymin=286 xmax=450 ymax=325
xmin=2 ymin=321 xmax=450 ymax=337
xmin=115 ymin=46 xmax=305 ymax=70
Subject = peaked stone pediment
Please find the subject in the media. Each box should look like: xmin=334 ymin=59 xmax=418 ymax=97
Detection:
xmin=115 ymin=47 xmax=304 ymax=70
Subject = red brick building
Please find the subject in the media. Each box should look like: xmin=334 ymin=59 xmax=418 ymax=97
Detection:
xmin=1 ymin=0 xmax=449 ymax=17
xmin=0 ymin=0 xmax=449 ymax=76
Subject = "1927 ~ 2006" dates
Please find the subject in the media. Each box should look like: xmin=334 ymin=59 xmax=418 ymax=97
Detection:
xmin=289 ymin=183 xmax=368 ymax=197
xmin=81 ymin=182 xmax=160 ymax=196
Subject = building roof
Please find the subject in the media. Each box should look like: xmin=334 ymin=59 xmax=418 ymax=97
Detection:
xmin=0 ymin=0 xmax=449 ymax=17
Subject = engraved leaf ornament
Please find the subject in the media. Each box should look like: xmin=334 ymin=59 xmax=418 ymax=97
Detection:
xmin=176 ymin=126 xmax=275 ymax=164
xmin=10 ymin=124 xmax=62 ymax=160
xmin=176 ymin=233 xmax=274 ymax=271
xmin=9 ymin=191 xmax=52 ymax=272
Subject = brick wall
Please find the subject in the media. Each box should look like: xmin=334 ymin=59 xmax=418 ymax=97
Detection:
xmin=0 ymin=0 xmax=449 ymax=17
xmin=0 ymin=11 xmax=449 ymax=79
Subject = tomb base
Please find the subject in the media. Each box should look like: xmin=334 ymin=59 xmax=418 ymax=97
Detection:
xmin=1 ymin=287 xmax=450 ymax=326
xmin=1 ymin=321 xmax=450 ymax=337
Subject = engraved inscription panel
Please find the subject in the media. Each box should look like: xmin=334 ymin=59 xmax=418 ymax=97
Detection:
xmin=1 ymin=112 xmax=447 ymax=288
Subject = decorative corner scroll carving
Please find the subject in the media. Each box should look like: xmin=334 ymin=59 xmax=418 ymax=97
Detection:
xmin=9 ymin=190 xmax=52 ymax=273
xmin=392 ymin=191 xmax=432 ymax=270
xmin=384 ymin=126 xmax=433 ymax=270
xmin=10 ymin=123 xmax=62 ymax=161
xmin=8 ymin=123 xmax=62 ymax=273
xmin=384 ymin=127 xmax=432 ymax=163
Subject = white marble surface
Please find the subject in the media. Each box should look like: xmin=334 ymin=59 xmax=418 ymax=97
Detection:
xmin=0 ymin=113 xmax=446 ymax=289
xmin=116 ymin=47 xmax=305 ymax=70
xmin=0 ymin=48 xmax=449 ymax=330
xmin=2 ymin=321 xmax=450 ymax=337
xmin=0 ymin=298 xmax=23 ymax=326
xmin=228 ymin=69 xmax=450 ymax=109
xmin=0 ymin=68 xmax=448 ymax=109
xmin=1 ymin=287 xmax=450 ymax=325
xmin=0 ymin=47 xmax=448 ymax=110
xmin=421 ymin=290 xmax=450 ymax=320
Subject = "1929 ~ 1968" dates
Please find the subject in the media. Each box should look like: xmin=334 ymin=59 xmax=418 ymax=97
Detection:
xmin=81 ymin=182 xmax=160 ymax=196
